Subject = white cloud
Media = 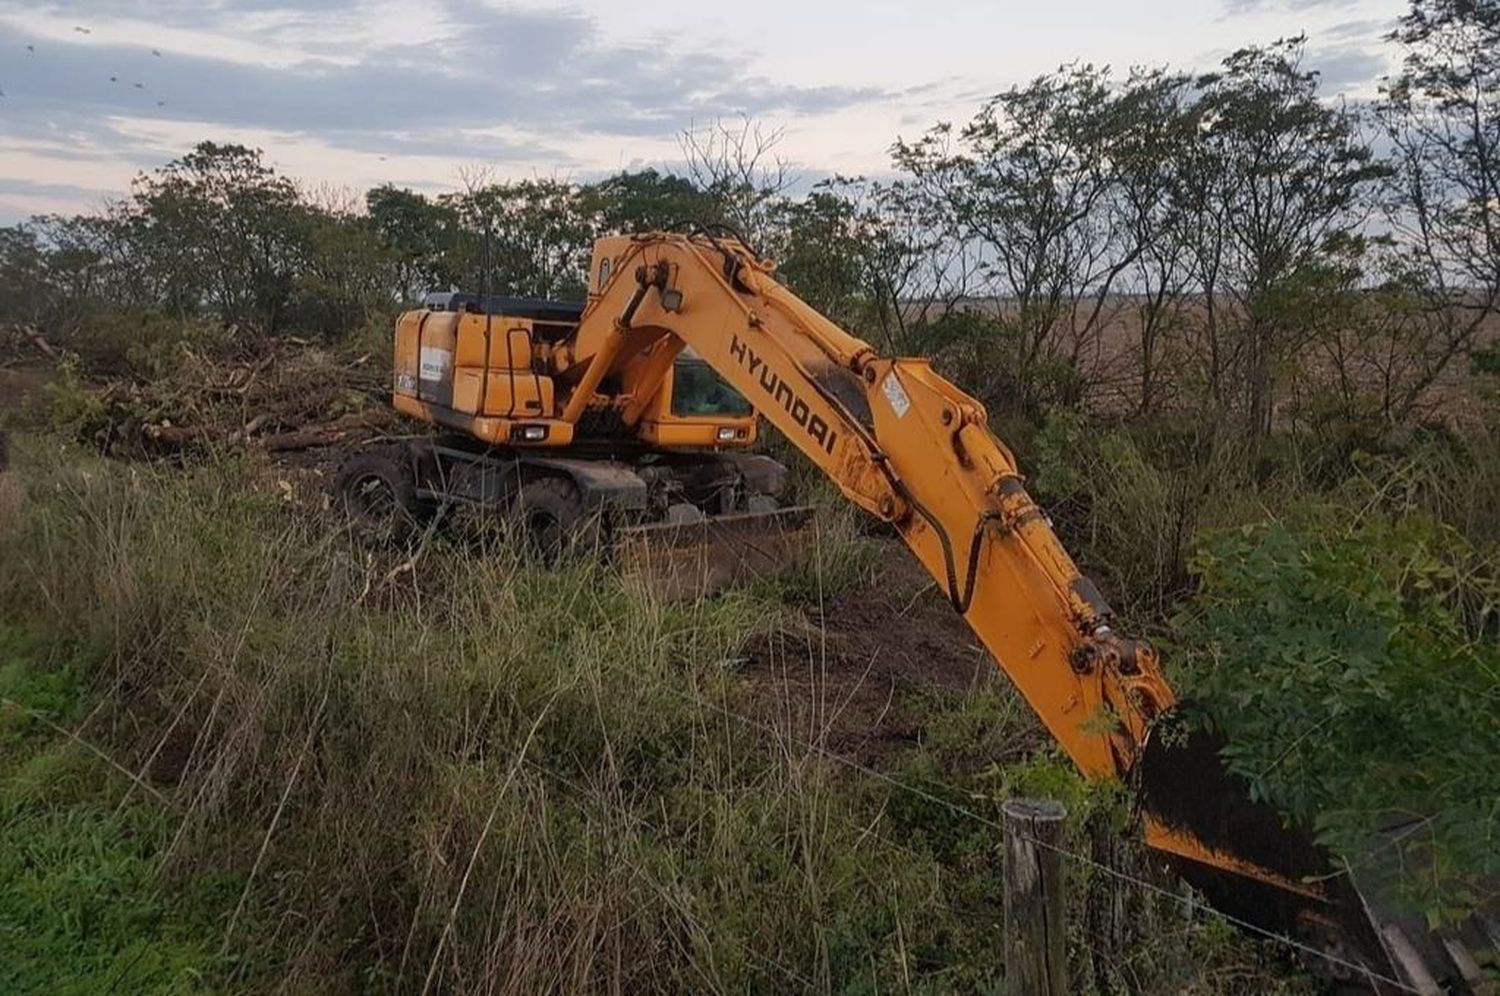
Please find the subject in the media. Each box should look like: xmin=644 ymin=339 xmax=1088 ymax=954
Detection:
xmin=0 ymin=0 xmax=1407 ymax=222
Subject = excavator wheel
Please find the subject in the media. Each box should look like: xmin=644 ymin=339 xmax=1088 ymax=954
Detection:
xmin=511 ymin=475 xmax=602 ymax=561
xmin=334 ymin=444 xmax=429 ymax=546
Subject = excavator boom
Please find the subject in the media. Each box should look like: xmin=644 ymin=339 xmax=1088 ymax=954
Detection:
xmin=573 ymin=233 xmax=1172 ymax=778
xmin=550 ymin=230 xmax=1408 ymax=988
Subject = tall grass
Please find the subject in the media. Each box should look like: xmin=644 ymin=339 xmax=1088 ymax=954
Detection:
xmin=0 ymin=438 xmax=1318 ymax=994
xmin=0 ymin=442 xmax=958 ymax=993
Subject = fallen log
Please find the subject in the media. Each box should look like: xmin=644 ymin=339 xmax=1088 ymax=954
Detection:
xmin=142 ymin=423 xmax=203 ymax=447
xmin=259 ymin=412 xmax=381 ymax=453
xmin=21 ymin=326 xmax=58 ymax=360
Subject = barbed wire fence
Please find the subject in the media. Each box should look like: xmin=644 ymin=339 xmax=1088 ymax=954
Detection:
xmin=597 ymin=656 xmax=1425 ymax=994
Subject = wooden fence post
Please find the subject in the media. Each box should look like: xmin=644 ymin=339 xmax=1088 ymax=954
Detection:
xmin=1003 ymin=797 xmax=1068 ymax=996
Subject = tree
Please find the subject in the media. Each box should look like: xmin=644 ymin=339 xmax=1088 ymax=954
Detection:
xmin=1377 ymin=0 xmax=1500 ymax=417
xmin=677 ymin=117 xmax=792 ymax=249
xmin=894 ymin=65 xmax=1156 ymax=414
xmin=587 ymin=169 xmax=715 ymax=234
xmin=130 ymin=142 xmax=311 ymax=334
xmin=1110 ymin=69 xmax=1198 ymax=415
xmin=446 ymin=178 xmax=595 ymax=299
xmin=845 ymin=177 xmax=961 ymax=351
xmin=0 ymin=226 xmax=47 ymax=333
xmin=772 ymin=177 xmax=954 ymax=352
xmin=291 ymin=211 xmax=401 ymax=337
xmin=366 ymin=185 xmax=460 ymax=301
xmin=773 ymin=187 xmax=869 ymax=329
xmin=1180 ymin=39 xmax=1383 ymax=437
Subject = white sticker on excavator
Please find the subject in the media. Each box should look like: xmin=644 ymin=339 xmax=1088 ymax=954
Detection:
xmin=882 ymin=371 xmax=911 ymax=418
xmin=419 ymin=346 xmax=451 ymax=382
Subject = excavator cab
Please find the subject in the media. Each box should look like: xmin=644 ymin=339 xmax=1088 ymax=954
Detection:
xmin=632 ymin=350 xmax=758 ymax=448
xmin=393 ymin=288 xmax=759 ymax=453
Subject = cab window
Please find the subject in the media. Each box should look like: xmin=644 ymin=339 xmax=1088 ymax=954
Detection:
xmin=671 ymin=359 xmax=753 ymax=417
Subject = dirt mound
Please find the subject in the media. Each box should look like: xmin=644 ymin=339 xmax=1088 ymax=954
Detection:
xmin=741 ymin=550 xmax=1002 ymax=766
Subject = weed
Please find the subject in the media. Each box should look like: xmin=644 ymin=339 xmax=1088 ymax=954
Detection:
xmin=0 ymin=442 xmax=959 ymax=992
xmin=0 ymin=435 xmax=1327 ymax=993
xmin=0 ymin=630 xmax=225 ymax=995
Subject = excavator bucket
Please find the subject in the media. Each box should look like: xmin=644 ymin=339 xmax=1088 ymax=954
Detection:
xmin=1138 ymin=709 xmax=1497 ymax=993
xmin=613 ymin=504 xmax=816 ymax=601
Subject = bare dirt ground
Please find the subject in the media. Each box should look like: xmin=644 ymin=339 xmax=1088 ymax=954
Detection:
xmin=740 ymin=552 xmax=1019 ymax=767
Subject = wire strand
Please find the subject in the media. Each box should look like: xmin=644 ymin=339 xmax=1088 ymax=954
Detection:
xmin=630 ymin=668 xmax=1423 ymax=994
xmin=1014 ymin=832 xmax=1420 ymax=994
xmin=514 ymin=753 xmax=822 ymax=991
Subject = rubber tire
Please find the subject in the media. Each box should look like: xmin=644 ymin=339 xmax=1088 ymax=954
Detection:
xmin=512 ymin=476 xmax=599 ymax=561
xmin=334 ymin=444 xmax=426 ymax=545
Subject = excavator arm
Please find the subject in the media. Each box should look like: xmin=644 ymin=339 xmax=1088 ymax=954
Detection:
xmin=560 ymin=232 xmax=1325 ymax=896
xmin=625 ymin=237 xmax=1170 ymax=773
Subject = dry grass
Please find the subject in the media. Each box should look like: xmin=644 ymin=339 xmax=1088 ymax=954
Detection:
xmin=0 ymin=439 xmax=958 ymax=993
xmin=0 ymin=435 xmax=1320 ymax=995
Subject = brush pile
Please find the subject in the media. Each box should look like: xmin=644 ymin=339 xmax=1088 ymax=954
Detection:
xmin=40 ymin=335 xmax=400 ymax=461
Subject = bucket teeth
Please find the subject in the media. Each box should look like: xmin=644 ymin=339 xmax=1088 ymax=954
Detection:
xmin=614 ymin=505 xmax=815 ymax=600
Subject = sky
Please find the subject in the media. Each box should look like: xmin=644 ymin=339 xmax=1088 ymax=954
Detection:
xmin=0 ymin=0 xmax=1407 ymax=224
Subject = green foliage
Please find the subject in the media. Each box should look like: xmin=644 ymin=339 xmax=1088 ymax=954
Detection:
xmin=58 ymin=309 xmax=226 ymax=379
xmin=1174 ymin=508 xmax=1500 ymax=921
xmin=366 ymin=183 xmax=460 ymax=300
xmin=42 ymin=356 xmax=109 ymax=438
xmin=1385 ymin=0 xmax=1500 ymax=302
xmin=773 ymin=190 xmax=869 ymax=327
xmin=0 ymin=633 xmax=85 ymax=748
xmin=0 ymin=631 xmax=224 ymax=994
xmin=1472 ymin=341 xmax=1500 ymax=377
xmin=0 ymin=9 xmax=1494 ymax=981
xmin=446 ymin=178 xmax=596 ymax=299
xmin=0 ymin=799 xmax=222 ymax=995
xmin=1031 ymin=410 xmax=1262 ymax=618
xmin=288 ymin=212 xmax=400 ymax=338
xmin=132 ymin=142 xmax=311 ymax=334
xmin=0 ymin=225 xmax=49 ymax=329
xmin=1332 ymin=433 xmax=1500 ymax=548
xmin=586 ymin=168 xmax=715 ymax=233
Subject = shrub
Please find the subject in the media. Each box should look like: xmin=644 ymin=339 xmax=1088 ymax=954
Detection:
xmin=58 ymin=309 xmax=227 ymax=380
xmin=1030 ymin=411 xmax=1264 ymax=620
xmin=1172 ymin=507 xmax=1500 ymax=923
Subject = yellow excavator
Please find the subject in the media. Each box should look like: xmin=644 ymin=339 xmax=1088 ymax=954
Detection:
xmin=338 ymin=227 xmax=1482 ymax=992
